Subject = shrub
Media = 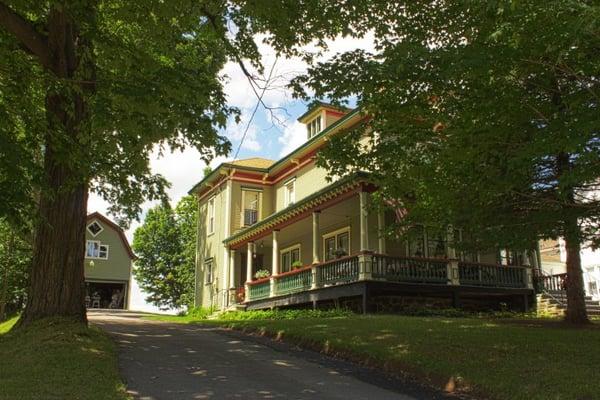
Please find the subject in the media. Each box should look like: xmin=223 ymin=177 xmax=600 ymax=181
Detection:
xmin=254 ymin=269 xmax=271 ymax=279
xmin=186 ymin=306 xmax=215 ymax=320
xmin=218 ymin=308 xmax=353 ymax=321
xmin=291 ymin=261 xmax=304 ymax=270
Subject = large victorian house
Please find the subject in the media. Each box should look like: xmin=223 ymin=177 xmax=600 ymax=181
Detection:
xmin=190 ymin=103 xmax=538 ymax=312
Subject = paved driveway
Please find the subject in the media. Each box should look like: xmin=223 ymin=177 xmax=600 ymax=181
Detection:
xmin=90 ymin=311 xmax=449 ymax=400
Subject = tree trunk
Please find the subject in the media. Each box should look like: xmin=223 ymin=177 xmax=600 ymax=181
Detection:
xmin=563 ymin=224 xmax=589 ymax=324
xmin=19 ymin=8 xmax=93 ymax=326
xmin=0 ymin=234 xmax=10 ymax=321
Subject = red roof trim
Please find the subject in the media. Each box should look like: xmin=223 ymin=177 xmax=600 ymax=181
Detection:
xmin=86 ymin=212 xmax=136 ymax=260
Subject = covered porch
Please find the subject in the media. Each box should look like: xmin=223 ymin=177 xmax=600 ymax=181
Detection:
xmin=221 ymin=176 xmax=536 ymax=312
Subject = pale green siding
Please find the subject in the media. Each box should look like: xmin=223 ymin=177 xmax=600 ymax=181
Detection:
xmin=274 ymin=161 xmax=332 ymax=212
xmin=84 ymin=219 xmax=132 ymax=283
xmin=195 ymin=181 xmax=230 ymax=309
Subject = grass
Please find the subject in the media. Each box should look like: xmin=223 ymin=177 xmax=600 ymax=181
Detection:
xmin=196 ymin=314 xmax=600 ymax=400
xmin=0 ymin=316 xmax=129 ymax=400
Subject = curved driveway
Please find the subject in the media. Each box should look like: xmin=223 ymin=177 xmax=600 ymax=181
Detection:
xmin=90 ymin=311 xmax=449 ymax=400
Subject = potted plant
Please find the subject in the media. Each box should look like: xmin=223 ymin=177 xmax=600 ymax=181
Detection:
xmin=334 ymin=248 xmax=348 ymax=258
xmin=291 ymin=260 xmax=304 ymax=270
xmin=254 ymin=269 xmax=271 ymax=280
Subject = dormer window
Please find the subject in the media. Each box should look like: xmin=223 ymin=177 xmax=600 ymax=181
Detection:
xmin=307 ymin=115 xmax=322 ymax=139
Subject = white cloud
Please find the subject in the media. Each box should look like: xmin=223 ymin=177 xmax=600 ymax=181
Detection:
xmin=278 ymin=121 xmax=308 ymax=157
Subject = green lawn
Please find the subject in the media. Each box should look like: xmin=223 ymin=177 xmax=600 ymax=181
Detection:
xmin=0 ymin=317 xmax=129 ymax=400
xmin=196 ymin=315 xmax=600 ymax=400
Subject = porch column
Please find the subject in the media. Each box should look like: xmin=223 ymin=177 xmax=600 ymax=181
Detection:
xmin=359 ymin=191 xmax=369 ymax=251
xmin=446 ymin=226 xmax=460 ymax=286
xmin=229 ymin=249 xmax=236 ymax=289
xmin=272 ymin=230 xmax=280 ymax=276
xmin=270 ymin=231 xmax=280 ymax=298
xmin=246 ymin=242 xmax=253 ymax=283
xmin=377 ymin=210 xmax=386 ymax=254
xmin=224 ymin=247 xmax=230 ymax=307
xmin=312 ymin=211 xmax=321 ymax=264
xmin=228 ymin=249 xmax=236 ymax=304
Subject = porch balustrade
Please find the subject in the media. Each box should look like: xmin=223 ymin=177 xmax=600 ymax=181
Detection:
xmin=273 ymin=267 xmax=313 ymax=296
xmin=246 ymin=278 xmax=270 ymax=300
xmin=372 ymin=254 xmax=448 ymax=284
xmin=318 ymin=255 xmax=360 ymax=286
xmin=458 ymin=261 xmax=528 ymax=288
xmin=245 ymin=253 xmax=534 ymax=302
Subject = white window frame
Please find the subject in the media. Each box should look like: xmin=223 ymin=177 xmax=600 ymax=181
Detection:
xmin=87 ymin=221 xmax=104 ymax=237
xmin=283 ymin=178 xmax=296 ymax=207
xmin=85 ymin=240 xmax=109 ymax=260
xmin=307 ymin=115 xmax=322 ymax=139
xmin=322 ymin=226 xmax=351 ymax=261
xmin=207 ymin=196 xmax=215 ymax=235
xmin=241 ymin=187 xmax=262 ymax=227
xmin=280 ymin=244 xmax=301 ymax=272
xmin=205 ymin=259 xmax=213 ymax=285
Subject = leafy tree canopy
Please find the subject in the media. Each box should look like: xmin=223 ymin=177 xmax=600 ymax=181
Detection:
xmin=293 ymin=0 xmax=599 ymax=323
xmin=132 ymin=196 xmax=197 ymax=310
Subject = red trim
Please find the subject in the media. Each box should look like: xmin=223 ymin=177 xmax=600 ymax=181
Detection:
xmin=86 ymin=212 xmax=136 ymax=260
xmin=273 ymin=265 xmax=312 ymax=278
xmin=325 ymin=109 xmax=347 ymax=117
xmin=247 ymin=277 xmax=271 ymax=286
xmin=232 ymin=170 xmax=264 ymax=180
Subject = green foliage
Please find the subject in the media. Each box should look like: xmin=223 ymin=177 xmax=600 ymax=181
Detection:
xmin=0 ymin=317 xmax=128 ymax=399
xmin=0 ymin=220 xmax=31 ymax=320
xmin=253 ymin=269 xmax=271 ymax=279
xmin=132 ymin=195 xmax=197 ymax=309
xmin=186 ymin=306 xmax=215 ymax=320
xmin=217 ymin=308 xmax=353 ymax=321
xmin=296 ymin=0 xmax=600 ymax=253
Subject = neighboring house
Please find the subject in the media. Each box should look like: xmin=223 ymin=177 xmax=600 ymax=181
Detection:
xmin=190 ymin=103 xmax=538 ymax=312
xmin=84 ymin=212 xmax=135 ymax=309
xmin=540 ymin=238 xmax=600 ymax=301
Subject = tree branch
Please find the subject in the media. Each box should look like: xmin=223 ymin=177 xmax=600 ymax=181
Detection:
xmin=0 ymin=1 xmax=51 ymax=70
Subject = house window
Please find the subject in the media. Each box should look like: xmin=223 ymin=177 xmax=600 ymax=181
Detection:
xmin=207 ymin=196 xmax=215 ymax=234
xmin=284 ymin=178 xmax=296 ymax=207
xmin=87 ymin=221 xmax=103 ymax=236
xmin=426 ymin=229 xmax=447 ymax=258
xmin=406 ymin=226 xmax=425 ymax=257
xmin=307 ymin=115 xmax=322 ymax=139
xmin=86 ymin=240 xmax=108 ymax=259
xmin=205 ymin=260 xmax=213 ymax=284
xmin=281 ymin=244 xmax=301 ymax=273
xmin=242 ymin=189 xmax=261 ymax=226
xmin=323 ymin=227 xmax=350 ymax=261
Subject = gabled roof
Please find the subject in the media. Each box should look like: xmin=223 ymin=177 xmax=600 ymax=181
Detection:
xmin=297 ymin=101 xmax=353 ymax=123
xmin=188 ymin=107 xmax=363 ymax=195
xmin=86 ymin=212 xmax=136 ymax=260
xmin=229 ymin=157 xmax=275 ymax=169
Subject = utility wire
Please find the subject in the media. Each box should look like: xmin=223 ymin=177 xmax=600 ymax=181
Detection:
xmin=233 ymin=58 xmax=278 ymax=161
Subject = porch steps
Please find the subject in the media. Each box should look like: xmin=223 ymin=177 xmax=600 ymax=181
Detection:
xmin=206 ymin=304 xmax=247 ymax=320
xmin=537 ymin=290 xmax=600 ymax=317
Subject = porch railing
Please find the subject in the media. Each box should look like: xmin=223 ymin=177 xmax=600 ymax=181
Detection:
xmin=246 ymin=278 xmax=270 ymax=301
xmin=537 ymin=272 xmax=567 ymax=292
xmin=318 ymin=255 xmax=360 ymax=286
xmin=245 ymin=254 xmax=533 ymax=302
xmin=274 ymin=267 xmax=313 ymax=295
xmin=372 ymin=254 xmax=448 ymax=284
xmin=458 ymin=261 xmax=527 ymax=288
